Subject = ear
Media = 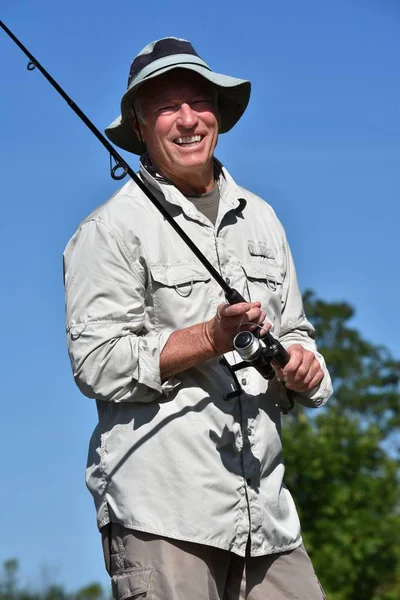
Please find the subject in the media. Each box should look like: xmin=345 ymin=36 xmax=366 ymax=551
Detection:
xmin=128 ymin=112 xmax=141 ymax=139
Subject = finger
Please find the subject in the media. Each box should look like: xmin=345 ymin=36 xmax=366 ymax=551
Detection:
xmin=301 ymin=360 xmax=322 ymax=387
xmin=217 ymin=303 xmax=246 ymax=320
xmin=247 ymin=313 xmax=272 ymax=336
xmin=217 ymin=303 xmax=230 ymax=318
xmin=259 ymin=320 xmax=272 ymax=336
xmin=230 ymin=306 xmax=264 ymax=332
xmin=291 ymin=352 xmax=315 ymax=386
xmin=286 ymin=378 xmax=319 ymax=393
xmin=281 ymin=348 xmax=303 ymax=379
xmin=286 ymin=368 xmax=324 ymax=392
xmin=307 ymin=370 xmax=324 ymax=390
xmin=220 ymin=302 xmax=261 ymax=319
xmin=256 ymin=310 xmax=266 ymax=324
xmin=244 ymin=307 xmax=264 ymax=324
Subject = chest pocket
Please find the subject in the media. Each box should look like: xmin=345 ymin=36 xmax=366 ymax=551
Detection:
xmin=242 ymin=262 xmax=283 ymax=328
xmin=149 ymin=264 xmax=214 ymax=330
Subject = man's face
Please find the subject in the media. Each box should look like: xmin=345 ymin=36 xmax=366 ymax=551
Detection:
xmin=135 ymin=70 xmax=219 ymax=180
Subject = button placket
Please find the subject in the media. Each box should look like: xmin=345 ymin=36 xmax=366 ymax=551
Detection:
xmin=241 ymin=398 xmax=251 ymax=463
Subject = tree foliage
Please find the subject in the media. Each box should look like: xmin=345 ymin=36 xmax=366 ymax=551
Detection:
xmin=2 ymin=291 xmax=399 ymax=599
xmin=283 ymin=291 xmax=400 ymax=600
xmin=0 ymin=559 xmax=110 ymax=600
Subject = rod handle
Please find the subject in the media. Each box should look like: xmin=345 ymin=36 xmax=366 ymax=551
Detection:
xmin=268 ymin=336 xmax=290 ymax=367
xmin=224 ymin=288 xmax=246 ymax=304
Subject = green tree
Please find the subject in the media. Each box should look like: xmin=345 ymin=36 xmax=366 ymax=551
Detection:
xmin=3 ymin=292 xmax=400 ymax=600
xmin=0 ymin=559 xmax=19 ymax=599
xmin=283 ymin=291 xmax=400 ymax=600
xmin=74 ymin=583 xmax=108 ymax=600
xmin=0 ymin=559 xmax=110 ymax=600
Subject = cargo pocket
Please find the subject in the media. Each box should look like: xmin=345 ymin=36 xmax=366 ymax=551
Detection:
xmin=101 ymin=523 xmax=112 ymax=577
xmin=112 ymin=567 xmax=153 ymax=600
xmin=242 ymin=263 xmax=282 ymax=294
xmin=149 ymin=264 xmax=213 ymax=328
xmin=242 ymin=262 xmax=283 ymax=326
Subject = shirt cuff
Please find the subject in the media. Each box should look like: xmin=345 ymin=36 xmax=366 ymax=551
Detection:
xmin=134 ymin=330 xmax=181 ymax=398
xmin=279 ymin=341 xmax=332 ymax=408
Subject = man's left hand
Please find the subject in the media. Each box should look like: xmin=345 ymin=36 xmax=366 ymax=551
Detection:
xmin=272 ymin=344 xmax=324 ymax=393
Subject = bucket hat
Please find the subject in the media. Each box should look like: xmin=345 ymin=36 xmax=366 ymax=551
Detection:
xmin=105 ymin=37 xmax=251 ymax=155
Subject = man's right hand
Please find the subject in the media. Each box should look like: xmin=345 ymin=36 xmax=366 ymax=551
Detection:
xmin=160 ymin=301 xmax=270 ymax=381
xmin=204 ymin=301 xmax=271 ymax=355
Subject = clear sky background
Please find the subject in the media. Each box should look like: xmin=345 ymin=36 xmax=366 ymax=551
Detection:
xmin=0 ymin=0 xmax=399 ymax=594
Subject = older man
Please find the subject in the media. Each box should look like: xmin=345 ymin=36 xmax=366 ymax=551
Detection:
xmin=64 ymin=38 xmax=331 ymax=600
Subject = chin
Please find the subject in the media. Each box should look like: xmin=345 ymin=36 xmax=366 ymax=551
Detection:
xmin=178 ymin=154 xmax=211 ymax=169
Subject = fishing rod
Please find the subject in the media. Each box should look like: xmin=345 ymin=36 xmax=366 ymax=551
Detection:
xmin=1 ymin=20 xmax=290 ymax=384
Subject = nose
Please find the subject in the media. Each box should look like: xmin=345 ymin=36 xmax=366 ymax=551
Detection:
xmin=177 ymin=103 xmax=199 ymax=128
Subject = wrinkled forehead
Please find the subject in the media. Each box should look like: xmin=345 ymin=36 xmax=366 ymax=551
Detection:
xmin=138 ymin=69 xmax=214 ymax=103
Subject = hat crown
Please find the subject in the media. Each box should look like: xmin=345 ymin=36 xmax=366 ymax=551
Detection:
xmin=128 ymin=37 xmax=203 ymax=88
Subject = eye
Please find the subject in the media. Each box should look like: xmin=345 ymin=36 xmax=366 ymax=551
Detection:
xmin=157 ymin=104 xmax=176 ymax=114
xmin=191 ymin=99 xmax=214 ymax=109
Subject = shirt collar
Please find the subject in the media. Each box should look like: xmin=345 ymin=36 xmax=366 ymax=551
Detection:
xmin=138 ymin=154 xmax=245 ymax=218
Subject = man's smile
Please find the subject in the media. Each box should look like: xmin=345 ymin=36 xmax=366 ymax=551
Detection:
xmin=173 ymin=134 xmax=205 ymax=148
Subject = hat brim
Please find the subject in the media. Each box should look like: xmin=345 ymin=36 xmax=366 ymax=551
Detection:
xmin=105 ymin=64 xmax=251 ymax=155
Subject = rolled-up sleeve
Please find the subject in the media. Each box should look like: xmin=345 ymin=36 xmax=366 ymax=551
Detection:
xmin=279 ymin=233 xmax=333 ymax=408
xmin=63 ymin=218 xmax=174 ymax=402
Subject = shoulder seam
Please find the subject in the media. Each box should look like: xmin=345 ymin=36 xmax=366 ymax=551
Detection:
xmin=79 ymin=218 xmax=146 ymax=287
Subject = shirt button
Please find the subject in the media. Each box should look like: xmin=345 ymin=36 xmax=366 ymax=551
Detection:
xmin=247 ymin=428 xmax=252 ymax=436
xmin=241 ymin=378 xmax=247 ymax=386
xmin=226 ymin=277 xmax=230 ymax=284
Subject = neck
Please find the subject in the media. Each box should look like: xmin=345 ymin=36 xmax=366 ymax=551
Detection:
xmin=153 ymin=159 xmax=215 ymax=196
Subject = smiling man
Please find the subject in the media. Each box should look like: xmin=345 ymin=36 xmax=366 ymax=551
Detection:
xmin=63 ymin=38 xmax=332 ymax=600
xmin=132 ymin=70 xmax=218 ymax=195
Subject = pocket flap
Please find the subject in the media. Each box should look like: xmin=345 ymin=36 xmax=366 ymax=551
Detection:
xmin=112 ymin=567 xmax=152 ymax=600
xmin=248 ymin=241 xmax=275 ymax=259
xmin=150 ymin=264 xmax=211 ymax=286
xmin=242 ymin=262 xmax=283 ymax=284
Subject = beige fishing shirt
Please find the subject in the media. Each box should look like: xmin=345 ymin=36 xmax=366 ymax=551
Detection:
xmin=64 ymin=159 xmax=332 ymax=557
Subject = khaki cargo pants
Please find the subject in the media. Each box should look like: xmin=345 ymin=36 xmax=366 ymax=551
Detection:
xmin=102 ymin=523 xmax=326 ymax=600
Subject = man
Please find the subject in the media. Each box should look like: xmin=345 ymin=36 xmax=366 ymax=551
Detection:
xmin=64 ymin=38 xmax=331 ymax=599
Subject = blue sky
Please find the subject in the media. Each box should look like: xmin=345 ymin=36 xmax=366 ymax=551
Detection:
xmin=0 ymin=0 xmax=399 ymax=593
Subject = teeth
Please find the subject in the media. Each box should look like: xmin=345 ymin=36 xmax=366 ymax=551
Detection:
xmin=175 ymin=135 xmax=202 ymax=145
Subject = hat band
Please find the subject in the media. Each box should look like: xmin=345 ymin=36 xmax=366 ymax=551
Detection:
xmin=127 ymin=54 xmax=211 ymax=90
